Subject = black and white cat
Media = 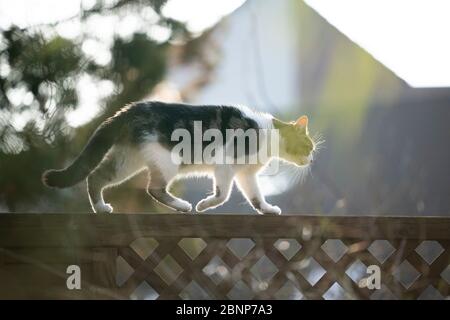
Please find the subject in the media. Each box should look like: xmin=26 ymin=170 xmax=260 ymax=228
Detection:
xmin=42 ymin=101 xmax=316 ymax=215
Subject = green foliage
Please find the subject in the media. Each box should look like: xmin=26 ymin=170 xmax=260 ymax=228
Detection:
xmin=109 ymin=33 xmax=167 ymax=106
xmin=2 ymin=27 xmax=82 ymax=111
xmin=0 ymin=0 xmax=194 ymax=210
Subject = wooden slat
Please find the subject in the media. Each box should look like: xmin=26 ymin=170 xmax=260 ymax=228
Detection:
xmin=0 ymin=214 xmax=449 ymax=247
xmin=0 ymin=213 xmax=449 ymax=300
xmin=0 ymin=247 xmax=120 ymax=299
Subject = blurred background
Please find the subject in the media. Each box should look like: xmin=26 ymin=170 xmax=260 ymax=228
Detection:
xmin=0 ymin=0 xmax=449 ymax=216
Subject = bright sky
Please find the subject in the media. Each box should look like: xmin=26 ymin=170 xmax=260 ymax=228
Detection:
xmin=0 ymin=0 xmax=246 ymax=127
xmin=3 ymin=0 xmax=449 ymax=129
xmin=0 ymin=0 xmax=246 ymax=33
xmin=305 ymin=0 xmax=450 ymax=88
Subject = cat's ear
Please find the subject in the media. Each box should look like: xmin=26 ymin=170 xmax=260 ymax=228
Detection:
xmin=295 ymin=115 xmax=308 ymax=128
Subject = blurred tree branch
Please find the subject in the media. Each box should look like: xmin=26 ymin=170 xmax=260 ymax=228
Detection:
xmin=0 ymin=0 xmax=198 ymax=210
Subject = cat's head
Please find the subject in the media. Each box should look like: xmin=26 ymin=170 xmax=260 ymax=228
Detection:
xmin=273 ymin=116 xmax=316 ymax=167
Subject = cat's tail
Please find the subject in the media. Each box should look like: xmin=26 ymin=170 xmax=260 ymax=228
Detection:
xmin=42 ymin=115 xmax=125 ymax=188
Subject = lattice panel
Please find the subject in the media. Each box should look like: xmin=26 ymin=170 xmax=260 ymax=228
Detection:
xmin=116 ymin=237 xmax=450 ymax=300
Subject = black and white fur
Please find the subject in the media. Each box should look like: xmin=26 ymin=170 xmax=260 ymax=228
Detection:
xmin=43 ymin=101 xmax=314 ymax=215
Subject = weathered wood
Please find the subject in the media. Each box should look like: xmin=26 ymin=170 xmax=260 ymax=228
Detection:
xmin=0 ymin=213 xmax=449 ymax=299
xmin=0 ymin=214 xmax=449 ymax=247
xmin=0 ymin=247 xmax=119 ymax=299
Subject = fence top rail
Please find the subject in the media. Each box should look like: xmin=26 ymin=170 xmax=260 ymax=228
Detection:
xmin=0 ymin=213 xmax=448 ymax=247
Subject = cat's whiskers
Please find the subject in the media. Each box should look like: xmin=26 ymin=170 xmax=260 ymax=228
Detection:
xmin=311 ymin=132 xmax=325 ymax=169
xmin=312 ymin=132 xmax=326 ymax=151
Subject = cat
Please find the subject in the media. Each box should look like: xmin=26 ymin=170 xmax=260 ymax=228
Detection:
xmin=42 ymin=101 xmax=316 ymax=215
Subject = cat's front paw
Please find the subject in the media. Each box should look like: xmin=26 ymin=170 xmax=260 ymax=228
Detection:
xmin=195 ymin=199 xmax=209 ymax=212
xmin=196 ymin=198 xmax=215 ymax=212
xmin=171 ymin=199 xmax=192 ymax=213
xmin=258 ymin=204 xmax=281 ymax=215
xmin=94 ymin=202 xmax=113 ymax=214
xmin=196 ymin=196 xmax=225 ymax=212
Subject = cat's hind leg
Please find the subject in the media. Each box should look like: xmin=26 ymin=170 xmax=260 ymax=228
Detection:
xmin=196 ymin=166 xmax=234 ymax=212
xmin=147 ymin=164 xmax=192 ymax=213
xmin=142 ymin=142 xmax=192 ymax=212
xmin=87 ymin=146 xmax=144 ymax=213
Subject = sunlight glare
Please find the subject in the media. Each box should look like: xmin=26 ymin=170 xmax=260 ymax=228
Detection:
xmin=162 ymin=0 xmax=247 ymax=33
xmin=0 ymin=0 xmax=248 ymax=127
xmin=66 ymin=76 xmax=114 ymax=127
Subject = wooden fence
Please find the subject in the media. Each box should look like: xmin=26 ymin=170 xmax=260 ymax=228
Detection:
xmin=0 ymin=214 xmax=449 ymax=299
